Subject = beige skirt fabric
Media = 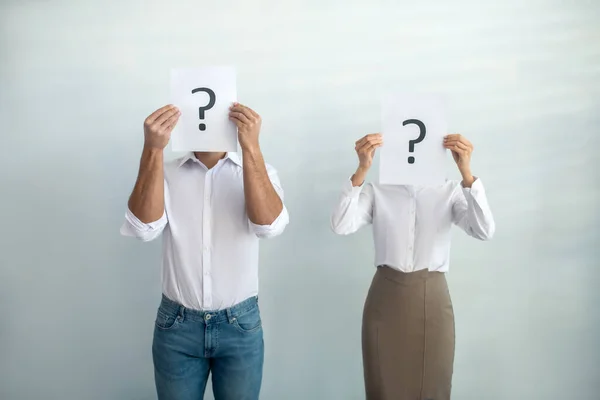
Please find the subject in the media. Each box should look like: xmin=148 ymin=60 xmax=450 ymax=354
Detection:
xmin=362 ymin=267 xmax=455 ymax=400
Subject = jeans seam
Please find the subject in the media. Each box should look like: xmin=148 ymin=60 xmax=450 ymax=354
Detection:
xmin=231 ymin=306 xmax=262 ymax=334
xmin=232 ymin=319 xmax=262 ymax=334
xmin=154 ymin=309 xmax=182 ymax=331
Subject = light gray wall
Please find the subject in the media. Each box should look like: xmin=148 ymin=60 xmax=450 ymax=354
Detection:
xmin=1 ymin=1 xmax=599 ymax=399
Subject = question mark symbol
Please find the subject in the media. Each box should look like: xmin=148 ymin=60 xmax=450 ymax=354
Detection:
xmin=191 ymin=87 xmax=216 ymax=131
xmin=403 ymin=119 xmax=426 ymax=164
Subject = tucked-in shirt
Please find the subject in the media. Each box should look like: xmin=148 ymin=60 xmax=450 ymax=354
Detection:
xmin=330 ymin=178 xmax=495 ymax=272
xmin=121 ymin=152 xmax=289 ymax=310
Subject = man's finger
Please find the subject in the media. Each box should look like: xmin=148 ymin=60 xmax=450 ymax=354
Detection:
xmin=356 ymin=133 xmax=381 ymax=145
xmin=236 ymin=103 xmax=259 ymax=118
xmin=444 ymin=142 xmax=468 ymax=151
xmin=157 ymin=108 xmax=180 ymax=127
xmin=355 ymin=141 xmax=369 ymax=152
xmin=444 ymin=134 xmax=463 ymax=144
xmin=162 ymin=113 xmax=180 ymax=131
xmin=238 ymin=103 xmax=259 ymax=118
xmin=355 ymin=137 xmax=368 ymax=147
xmin=229 ymin=111 xmax=251 ymax=125
xmin=446 ymin=134 xmax=472 ymax=148
xmin=358 ymin=136 xmax=383 ymax=149
xmin=231 ymin=104 xmax=256 ymax=121
xmin=444 ymin=140 xmax=460 ymax=147
xmin=453 ymin=142 xmax=470 ymax=151
xmin=355 ymin=135 xmax=371 ymax=146
xmin=444 ymin=139 xmax=468 ymax=149
xmin=357 ymin=138 xmax=383 ymax=152
xmin=444 ymin=133 xmax=461 ymax=140
xmin=355 ymin=136 xmax=370 ymax=147
xmin=359 ymin=144 xmax=376 ymax=155
xmin=146 ymin=105 xmax=175 ymax=124
xmin=229 ymin=115 xmax=248 ymax=128
xmin=368 ymin=143 xmax=383 ymax=154
xmin=450 ymin=144 xmax=466 ymax=154
xmin=358 ymin=142 xmax=383 ymax=155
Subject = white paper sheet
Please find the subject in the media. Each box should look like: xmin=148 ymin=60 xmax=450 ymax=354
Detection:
xmin=170 ymin=66 xmax=238 ymax=152
xmin=379 ymin=94 xmax=448 ymax=186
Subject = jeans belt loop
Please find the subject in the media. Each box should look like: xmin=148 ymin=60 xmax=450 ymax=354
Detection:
xmin=226 ymin=308 xmax=235 ymax=324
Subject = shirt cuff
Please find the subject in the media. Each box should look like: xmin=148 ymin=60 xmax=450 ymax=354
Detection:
xmin=462 ymin=177 xmax=484 ymax=198
xmin=342 ymin=177 xmax=364 ymax=198
xmin=249 ymin=205 xmax=289 ymax=238
xmin=121 ymin=208 xmax=166 ymax=235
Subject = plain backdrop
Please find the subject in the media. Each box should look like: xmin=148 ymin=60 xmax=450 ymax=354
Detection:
xmin=1 ymin=1 xmax=599 ymax=399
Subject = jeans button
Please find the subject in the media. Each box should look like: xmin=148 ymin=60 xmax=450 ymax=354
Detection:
xmin=205 ymin=314 xmax=212 ymax=321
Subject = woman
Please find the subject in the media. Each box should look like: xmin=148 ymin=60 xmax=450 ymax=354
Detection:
xmin=331 ymin=133 xmax=495 ymax=400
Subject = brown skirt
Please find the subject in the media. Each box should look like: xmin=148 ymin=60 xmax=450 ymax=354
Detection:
xmin=362 ymin=267 xmax=455 ymax=400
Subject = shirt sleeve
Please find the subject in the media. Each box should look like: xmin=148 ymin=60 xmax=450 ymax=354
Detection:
xmin=120 ymin=208 xmax=168 ymax=242
xmin=249 ymin=166 xmax=289 ymax=239
xmin=330 ymin=178 xmax=374 ymax=235
xmin=451 ymin=178 xmax=495 ymax=240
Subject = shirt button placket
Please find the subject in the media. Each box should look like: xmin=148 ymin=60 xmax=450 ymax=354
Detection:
xmin=408 ymin=194 xmax=416 ymax=270
xmin=202 ymin=171 xmax=213 ymax=310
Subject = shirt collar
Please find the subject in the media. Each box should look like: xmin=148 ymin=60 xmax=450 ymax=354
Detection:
xmin=178 ymin=152 xmax=243 ymax=168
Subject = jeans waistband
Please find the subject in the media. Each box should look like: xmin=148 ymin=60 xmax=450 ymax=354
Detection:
xmin=159 ymin=294 xmax=258 ymax=325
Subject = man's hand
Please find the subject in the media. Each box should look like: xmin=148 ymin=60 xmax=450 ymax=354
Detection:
xmin=444 ymin=133 xmax=475 ymax=187
xmin=229 ymin=103 xmax=261 ymax=152
xmin=351 ymin=133 xmax=383 ymax=187
xmin=129 ymin=105 xmax=178 ymax=224
xmin=143 ymin=105 xmax=180 ymax=150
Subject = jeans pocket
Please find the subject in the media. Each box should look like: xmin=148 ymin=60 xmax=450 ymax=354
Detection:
xmin=232 ymin=307 xmax=262 ymax=334
xmin=154 ymin=308 xmax=180 ymax=331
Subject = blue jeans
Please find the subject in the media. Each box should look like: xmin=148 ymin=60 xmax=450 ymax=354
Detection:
xmin=152 ymin=295 xmax=264 ymax=400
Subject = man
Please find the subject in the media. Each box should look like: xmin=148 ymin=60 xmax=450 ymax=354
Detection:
xmin=121 ymin=103 xmax=288 ymax=400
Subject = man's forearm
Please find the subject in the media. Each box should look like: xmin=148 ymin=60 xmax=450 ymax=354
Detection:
xmin=242 ymin=147 xmax=283 ymax=225
xmin=127 ymin=146 xmax=165 ymax=223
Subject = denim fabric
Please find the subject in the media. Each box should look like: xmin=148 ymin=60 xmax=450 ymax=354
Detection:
xmin=152 ymin=295 xmax=264 ymax=400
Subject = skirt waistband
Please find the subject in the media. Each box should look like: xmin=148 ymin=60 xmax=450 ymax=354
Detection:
xmin=376 ymin=265 xmax=445 ymax=283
